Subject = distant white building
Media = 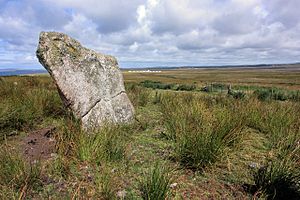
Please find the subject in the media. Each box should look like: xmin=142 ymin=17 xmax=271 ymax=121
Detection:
xmin=128 ymin=70 xmax=162 ymax=73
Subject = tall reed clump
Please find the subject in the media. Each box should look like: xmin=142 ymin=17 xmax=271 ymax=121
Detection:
xmin=160 ymin=93 xmax=245 ymax=170
xmin=246 ymin=101 xmax=300 ymax=199
xmin=139 ymin=162 xmax=172 ymax=200
xmin=0 ymin=145 xmax=42 ymax=199
xmin=54 ymin=115 xmax=128 ymax=165
xmin=51 ymin=117 xmax=129 ymax=183
xmin=261 ymin=103 xmax=298 ymax=149
xmin=252 ymin=130 xmax=300 ymax=199
xmin=95 ymin=169 xmax=115 ymax=199
xmin=77 ymin=125 xmax=127 ymax=164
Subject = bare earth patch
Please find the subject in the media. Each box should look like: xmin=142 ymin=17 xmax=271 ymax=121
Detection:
xmin=22 ymin=127 xmax=56 ymax=163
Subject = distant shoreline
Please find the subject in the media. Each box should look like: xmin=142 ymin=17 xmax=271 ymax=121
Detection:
xmin=122 ymin=63 xmax=300 ymax=71
xmin=0 ymin=69 xmax=47 ymax=76
xmin=1 ymin=63 xmax=300 ymax=76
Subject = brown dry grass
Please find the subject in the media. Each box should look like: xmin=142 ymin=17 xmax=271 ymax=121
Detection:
xmin=123 ymin=67 xmax=300 ymax=90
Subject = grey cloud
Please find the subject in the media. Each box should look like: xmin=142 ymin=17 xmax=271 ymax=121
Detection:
xmin=103 ymin=30 xmax=149 ymax=46
xmin=1 ymin=0 xmax=71 ymax=29
xmin=265 ymin=0 xmax=300 ymax=28
xmin=176 ymin=29 xmax=221 ymax=50
xmin=0 ymin=0 xmax=72 ymax=51
xmin=33 ymin=5 xmax=71 ymax=29
xmin=149 ymin=0 xmax=212 ymax=35
xmin=46 ymin=0 xmax=145 ymax=33
xmin=213 ymin=12 xmax=259 ymax=35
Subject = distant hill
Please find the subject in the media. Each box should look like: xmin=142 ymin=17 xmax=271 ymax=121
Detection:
xmin=0 ymin=69 xmax=47 ymax=76
xmin=122 ymin=63 xmax=300 ymax=71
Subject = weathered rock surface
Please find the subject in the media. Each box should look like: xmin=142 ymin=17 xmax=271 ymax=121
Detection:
xmin=36 ymin=31 xmax=134 ymax=130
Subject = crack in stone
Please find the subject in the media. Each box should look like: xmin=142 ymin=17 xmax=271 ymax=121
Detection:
xmin=112 ymin=90 xmax=125 ymax=99
xmin=81 ymin=91 xmax=125 ymax=119
xmin=81 ymin=98 xmax=102 ymax=118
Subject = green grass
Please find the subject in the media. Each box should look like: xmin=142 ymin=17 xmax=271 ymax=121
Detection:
xmin=254 ymin=87 xmax=300 ymax=101
xmin=0 ymin=77 xmax=65 ymax=141
xmin=123 ymin=66 xmax=300 ymax=90
xmin=161 ymin=93 xmax=245 ymax=170
xmin=140 ymin=80 xmax=175 ymax=90
xmin=126 ymin=83 xmax=152 ymax=107
xmin=139 ymin=162 xmax=172 ymax=200
xmin=77 ymin=125 xmax=127 ymax=164
xmin=0 ymin=145 xmax=42 ymax=199
xmin=253 ymin=159 xmax=300 ymax=199
xmin=140 ymin=80 xmax=196 ymax=92
xmin=252 ymin=137 xmax=300 ymax=200
xmin=95 ymin=168 xmax=115 ymax=199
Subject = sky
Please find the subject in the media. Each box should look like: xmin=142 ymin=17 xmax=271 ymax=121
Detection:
xmin=0 ymin=0 xmax=300 ymax=69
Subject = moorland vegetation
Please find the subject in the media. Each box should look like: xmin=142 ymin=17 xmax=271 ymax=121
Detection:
xmin=0 ymin=75 xmax=299 ymax=199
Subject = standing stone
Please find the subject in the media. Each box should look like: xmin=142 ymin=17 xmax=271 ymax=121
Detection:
xmin=36 ymin=31 xmax=134 ymax=130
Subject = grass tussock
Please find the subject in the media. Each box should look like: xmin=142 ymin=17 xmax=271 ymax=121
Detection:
xmin=95 ymin=169 xmax=115 ymax=200
xmin=139 ymin=162 xmax=172 ymax=200
xmin=161 ymin=93 xmax=245 ymax=170
xmin=140 ymin=80 xmax=196 ymax=91
xmin=54 ymin=116 xmax=128 ymax=164
xmin=216 ymin=97 xmax=300 ymax=199
xmin=252 ymin=139 xmax=300 ymax=199
xmin=77 ymin=125 xmax=127 ymax=164
xmin=253 ymin=159 xmax=300 ymax=199
xmin=254 ymin=87 xmax=300 ymax=101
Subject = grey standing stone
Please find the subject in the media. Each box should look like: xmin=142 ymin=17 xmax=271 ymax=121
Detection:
xmin=36 ymin=31 xmax=134 ymax=130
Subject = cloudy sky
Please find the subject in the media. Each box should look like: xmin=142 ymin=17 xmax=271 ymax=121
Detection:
xmin=0 ymin=0 xmax=300 ymax=69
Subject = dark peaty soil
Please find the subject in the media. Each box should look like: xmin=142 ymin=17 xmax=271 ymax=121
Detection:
xmin=22 ymin=127 xmax=56 ymax=163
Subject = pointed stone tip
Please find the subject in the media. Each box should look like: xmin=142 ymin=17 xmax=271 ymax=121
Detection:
xmin=39 ymin=31 xmax=65 ymax=39
xmin=37 ymin=31 xmax=82 ymax=54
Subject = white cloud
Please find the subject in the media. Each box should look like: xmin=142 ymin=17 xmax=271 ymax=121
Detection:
xmin=129 ymin=42 xmax=139 ymax=52
xmin=63 ymin=14 xmax=101 ymax=44
xmin=45 ymin=0 xmax=144 ymax=33
xmin=137 ymin=5 xmax=146 ymax=24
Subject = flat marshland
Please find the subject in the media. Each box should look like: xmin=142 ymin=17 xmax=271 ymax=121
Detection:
xmin=124 ymin=65 xmax=300 ymax=90
xmin=0 ymin=67 xmax=300 ymax=199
